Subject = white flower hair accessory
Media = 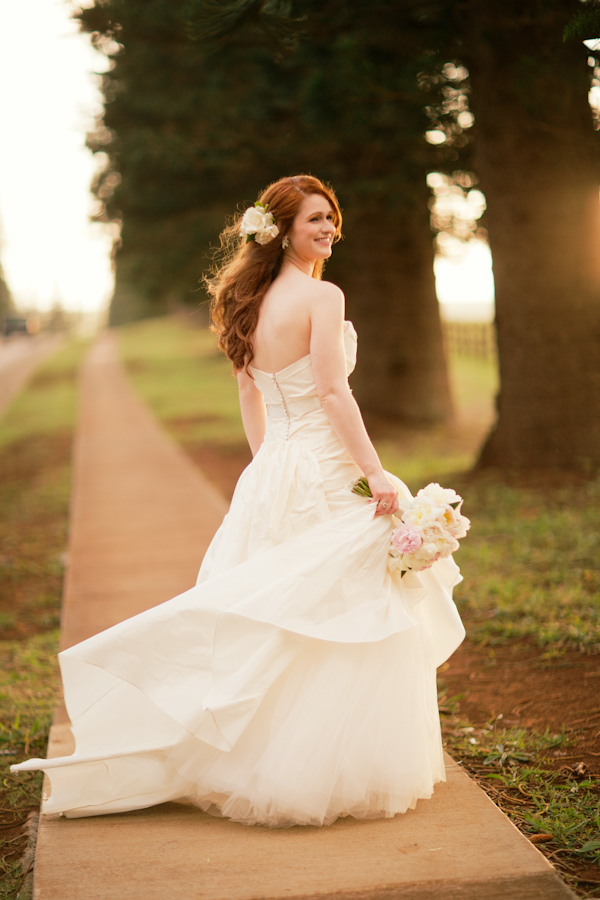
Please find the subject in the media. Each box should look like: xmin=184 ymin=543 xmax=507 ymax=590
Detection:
xmin=240 ymin=202 xmax=279 ymax=246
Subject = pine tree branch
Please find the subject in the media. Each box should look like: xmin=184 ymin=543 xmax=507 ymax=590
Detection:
xmin=563 ymin=6 xmax=600 ymax=43
xmin=185 ymin=0 xmax=305 ymax=55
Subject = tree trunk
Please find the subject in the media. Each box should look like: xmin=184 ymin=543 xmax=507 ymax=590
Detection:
xmin=327 ymin=196 xmax=453 ymax=424
xmin=0 ymin=273 xmax=12 ymax=318
xmin=464 ymin=2 xmax=600 ymax=470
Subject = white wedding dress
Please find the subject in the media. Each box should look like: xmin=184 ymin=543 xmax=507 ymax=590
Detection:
xmin=12 ymin=322 xmax=465 ymax=826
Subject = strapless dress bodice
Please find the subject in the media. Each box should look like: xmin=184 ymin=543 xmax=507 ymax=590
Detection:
xmin=249 ymin=320 xmax=357 ymax=428
xmin=247 ymin=320 xmax=359 ymax=497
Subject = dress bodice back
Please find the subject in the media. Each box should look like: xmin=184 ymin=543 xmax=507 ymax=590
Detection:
xmin=248 ymin=321 xmax=359 ymax=495
xmin=249 ymin=321 xmax=357 ymax=437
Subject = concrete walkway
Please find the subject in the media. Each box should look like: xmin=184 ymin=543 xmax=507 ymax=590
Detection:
xmin=0 ymin=334 xmax=63 ymax=417
xmin=32 ymin=332 xmax=576 ymax=900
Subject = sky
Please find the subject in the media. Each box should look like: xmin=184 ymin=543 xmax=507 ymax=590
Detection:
xmin=0 ymin=0 xmax=495 ymax=320
xmin=0 ymin=0 xmax=114 ymax=314
xmin=435 ymin=241 xmax=494 ymax=319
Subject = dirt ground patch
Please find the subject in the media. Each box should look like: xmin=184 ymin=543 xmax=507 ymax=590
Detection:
xmin=441 ymin=638 xmax=600 ymax=774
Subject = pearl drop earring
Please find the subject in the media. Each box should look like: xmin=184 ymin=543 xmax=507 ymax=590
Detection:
xmin=281 ymin=235 xmax=290 ymax=249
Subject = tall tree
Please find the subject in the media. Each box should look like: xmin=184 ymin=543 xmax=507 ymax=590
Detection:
xmin=0 ymin=269 xmax=11 ymax=320
xmin=78 ymin=0 xmax=461 ymax=423
xmin=207 ymin=0 xmax=600 ymax=469
xmin=263 ymin=2 xmax=459 ymax=422
xmin=0 ymin=221 xmax=12 ymax=319
xmin=453 ymin=0 xmax=600 ymax=470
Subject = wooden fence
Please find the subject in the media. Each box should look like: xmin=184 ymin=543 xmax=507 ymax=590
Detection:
xmin=442 ymin=320 xmax=497 ymax=362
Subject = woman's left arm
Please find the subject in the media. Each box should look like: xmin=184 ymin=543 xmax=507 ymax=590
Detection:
xmin=237 ymin=369 xmax=267 ymax=456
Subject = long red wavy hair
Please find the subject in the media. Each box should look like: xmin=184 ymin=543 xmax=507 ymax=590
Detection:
xmin=206 ymin=175 xmax=342 ymax=372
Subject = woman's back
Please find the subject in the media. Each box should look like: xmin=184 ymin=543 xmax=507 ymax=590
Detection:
xmin=250 ymin=267 xmax=314 ymax=374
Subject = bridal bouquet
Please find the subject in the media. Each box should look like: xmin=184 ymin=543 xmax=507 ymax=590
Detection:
xmin=352 ymin=478 xmax=470 ymax=575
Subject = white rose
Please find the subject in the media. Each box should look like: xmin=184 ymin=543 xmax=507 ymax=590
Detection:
xmin=240 ymin=206 xmax=267 ymax=236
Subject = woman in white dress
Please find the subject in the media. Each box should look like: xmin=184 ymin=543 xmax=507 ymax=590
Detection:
xmin=12 ymin=174 xmax=465 ymax=827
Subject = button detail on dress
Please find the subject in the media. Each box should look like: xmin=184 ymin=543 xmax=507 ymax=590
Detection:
xmin=272 ymin=374 xmax=291 ymax=440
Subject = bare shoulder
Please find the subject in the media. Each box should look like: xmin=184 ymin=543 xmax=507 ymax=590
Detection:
xmin=307 ymin=278 xmax=345 ymax=313
xmin=314 ymin=278 xmax=344 ymax=300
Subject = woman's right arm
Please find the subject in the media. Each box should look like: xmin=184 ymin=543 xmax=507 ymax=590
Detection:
xmin=309 ymin=284 xmax=399 ymax=517
xmin=237 ymin=368 xmax=267 ymax=456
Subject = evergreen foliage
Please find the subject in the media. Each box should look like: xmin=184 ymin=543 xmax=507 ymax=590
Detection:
xmin=77 ymin=0 xmax=600 ymax=459
xmin=0 ymin=263 xmax=13 ymax=318
xmin=0 ymin=220 xmax=13 ymax=317
xmin=76 ymin=0 xmax=471 ymax=326
xmin=563 ymin=3 xmax=600 ymax=42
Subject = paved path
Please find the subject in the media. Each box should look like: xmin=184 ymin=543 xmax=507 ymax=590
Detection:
xmin=32 ymin=332 xmax=576 ymax=900
xmin=0 ymin=334 xmax=63 ymax=417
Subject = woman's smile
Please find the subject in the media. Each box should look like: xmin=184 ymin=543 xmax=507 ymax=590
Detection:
xmin=283 ymin=193 xmax=338 ymax=273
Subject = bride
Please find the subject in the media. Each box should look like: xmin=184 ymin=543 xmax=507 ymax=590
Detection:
xmin=12 ymin=174 xmax=465 ymax=827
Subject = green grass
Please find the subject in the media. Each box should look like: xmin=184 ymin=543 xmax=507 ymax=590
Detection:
xmin=0 ymin=631 xmax=61 ymax=800
xmin=0 ymin=341 xmax=88 ymax=642
xmin=377 ymin=352 xmax=498 ymax=488
xmin=118 ymin=316 xmax=246 ymax=447
xmin=440 ymin=697 xmax=600 ymax=896
xmin=452 ymin=477 xmax=600 ymax=651
xmin=0 ymin=340 xmax=88 ymax=449
xmin=0 ymin=633 xmax=59 ymax=900
xmin=0 ymin=339 xmax=86 ymax=900
xmin=449 ymin=352 xmax=499 ymax=418
xmin=378 ymin=437 xmax=474 ymax=489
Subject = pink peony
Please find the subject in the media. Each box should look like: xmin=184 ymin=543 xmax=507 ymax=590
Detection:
xmin=391 ymin=524 xmax=422 ymax=554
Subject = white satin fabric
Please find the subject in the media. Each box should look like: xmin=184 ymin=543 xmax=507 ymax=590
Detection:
xmin=12 ymin=322 xmax=465 ymax=826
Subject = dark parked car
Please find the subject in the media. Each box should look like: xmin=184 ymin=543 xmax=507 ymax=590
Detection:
xmin=2 ymin=317 xmax=30 ymax=336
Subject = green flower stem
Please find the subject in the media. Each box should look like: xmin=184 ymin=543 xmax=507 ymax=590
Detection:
xmin=352 ymin=476 xmax=373 ymax=498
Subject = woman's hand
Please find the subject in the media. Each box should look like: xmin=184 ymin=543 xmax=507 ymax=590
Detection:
xmin=366 ymin=472 xmax=399 ymax=517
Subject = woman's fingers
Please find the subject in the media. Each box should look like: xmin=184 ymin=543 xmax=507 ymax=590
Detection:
xmin=375 ymin=499 xmax=398 ymax=516
xmin=366 ymin=474 xmax=399 ymax=516
xmin=370 ymin=492 xmax=399 ymax=516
